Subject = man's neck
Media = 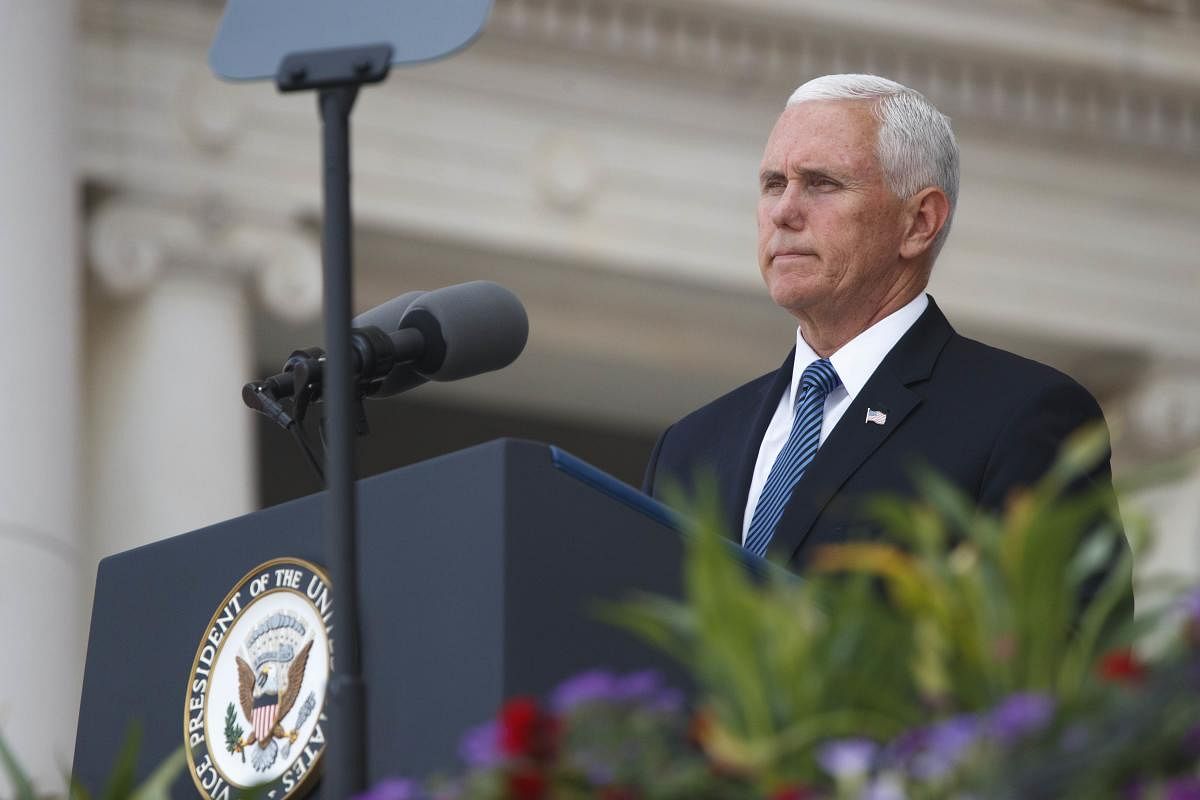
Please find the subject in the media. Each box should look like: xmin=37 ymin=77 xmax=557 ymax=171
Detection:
xmin=796 ymin=282 xmax=927 ymax=358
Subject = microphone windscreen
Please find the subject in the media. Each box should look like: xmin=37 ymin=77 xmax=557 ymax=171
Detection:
xmin=352 ymin=290 xmax=427 ymax=331
xmin=353 ymin=289 xmax=429 ymax=398
xmin=402 ymin=281 xmax=528 ymax=381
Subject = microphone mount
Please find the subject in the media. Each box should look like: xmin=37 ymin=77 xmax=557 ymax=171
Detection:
xmin=243 ymin=323 xmax=438 ymax=479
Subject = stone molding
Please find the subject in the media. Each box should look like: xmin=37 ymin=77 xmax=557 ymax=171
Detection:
xmin=174 ymin=65 xmax=250 ymax=154
xmin=483 ymin=0 xmax=1200 ymax=157
xmin=89 ymin=0 xmax=1200 ymax=159
xmin=75 ymin=0 xmax=1200 ymax=367
xmin=87 ymin=197 xmax=322 ymax=323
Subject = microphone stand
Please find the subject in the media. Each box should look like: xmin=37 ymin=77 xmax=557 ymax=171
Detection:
xmin=276 ymin=43 xmax=392 ymax=800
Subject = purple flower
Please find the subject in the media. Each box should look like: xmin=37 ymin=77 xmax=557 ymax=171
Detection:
xmin=613 ymin=671 xmax=661 ymax=700
xmin=986 ymin=692 xmax=1054 ymax=743
xmin=354 ymin=778 xmax=426 ymax=800
xmin=817 ymin=738 xmax=878 ymax=780
xmin=880 ymin=728 xmax=928 ymax=767
xmin=1180 ymin=590 xmax=1200 ymax=649
xmin=1180 ymin=589 xmax=1200 ymax=620
xmin=861 ymin=773 xmax=907 ymax=800
xmin=549 ymin=669 xmax=682 ymax=714
xmin=550 ymin=670 xmax=619 ymax=712
xmin=1166 ymin=778 xmax=1200 ymax=800
xmin=613 ymin=670 xmax=684 ymax=712
xmin=910 ymin=715 xmax=980 ymax=780
xmin=457 ymin=719 xmax=502 ymax=768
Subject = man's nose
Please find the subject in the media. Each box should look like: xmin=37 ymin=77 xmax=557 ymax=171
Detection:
xmin=770 ymin=181 xmax=805 ymax=228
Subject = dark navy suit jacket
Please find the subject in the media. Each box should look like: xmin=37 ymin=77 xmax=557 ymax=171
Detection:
xmin=643 ymin=297 xmax=1124 ymax=575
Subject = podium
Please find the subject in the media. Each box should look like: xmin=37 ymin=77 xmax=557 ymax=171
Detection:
xmin=72 ymin=439 xmax=691 ymax=798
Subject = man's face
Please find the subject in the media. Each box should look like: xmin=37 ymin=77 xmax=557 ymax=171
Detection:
xmin=756 ymin=100 xmax=908 ymax=320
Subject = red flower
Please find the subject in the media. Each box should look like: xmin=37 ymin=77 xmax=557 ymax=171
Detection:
xmin=506 ymin=767 xmax=547 ymax=800
xmin=499 ymin=697 xmax=559 ymax=761
xmin=770 ymin=787 xmax=817 ymax=800
xmin=1098 ymin=648 xmax=1147 ymax=684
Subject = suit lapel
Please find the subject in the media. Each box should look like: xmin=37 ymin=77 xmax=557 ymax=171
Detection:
xmin=721 ymin=348 xmax=794 ymax=542
xmin=765 ymin=298 xmax=955 ymax=562
xmin=764 ymin=374 xmax=920 ymax=560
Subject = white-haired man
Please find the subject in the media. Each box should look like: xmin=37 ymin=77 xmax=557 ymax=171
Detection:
xmin=643 ymin=75 xmax=1126 ymax=595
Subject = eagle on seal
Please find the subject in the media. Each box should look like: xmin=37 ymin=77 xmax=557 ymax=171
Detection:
xmin=235 ymin=637 xmax=312 ymax=771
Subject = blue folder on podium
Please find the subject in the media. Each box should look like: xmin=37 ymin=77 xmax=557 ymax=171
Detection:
xmin=72 ymin=439 xmax=703 ymax=797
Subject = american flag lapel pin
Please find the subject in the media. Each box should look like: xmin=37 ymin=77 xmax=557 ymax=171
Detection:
xmin=865 ymin=407 xmax=887 ymax=425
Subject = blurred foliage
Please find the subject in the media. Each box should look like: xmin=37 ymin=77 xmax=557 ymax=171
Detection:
xmin=351 ymin=424 xmax=1199 ymax=799
xmin=11 ymin=427 xmax=1200 ymax=799
xmin=0 ymin=725 xmax=184 ymax=800
xmin=0 ymin=723 xmax=275 ymax=800
xmin=603 ymin=425 xmax=1199 ymax=798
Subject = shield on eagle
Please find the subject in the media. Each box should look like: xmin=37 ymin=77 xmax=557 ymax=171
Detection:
xmin=234 ymin=611 xmax=313 ymax=769
xmin=251 ymin=696 xmax=278 ymax=743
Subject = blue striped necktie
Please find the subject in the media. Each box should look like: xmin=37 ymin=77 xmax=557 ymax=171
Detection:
xmin=744 ymin=358 xmax=841 ymax=557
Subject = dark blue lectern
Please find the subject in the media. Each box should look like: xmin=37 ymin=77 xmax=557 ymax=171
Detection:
xmin=72 ymin=440 xmax=691 ymax=798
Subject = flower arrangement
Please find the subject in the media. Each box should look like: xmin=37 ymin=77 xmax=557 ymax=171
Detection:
xmin=357 ymin=428 xmax=1200 ymax=800
xmin=5 ymin=430 xmax=1196 ymax=799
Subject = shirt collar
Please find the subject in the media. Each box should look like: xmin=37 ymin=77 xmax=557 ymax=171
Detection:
xmin=790 ymin=292 xmax=929 ymax=405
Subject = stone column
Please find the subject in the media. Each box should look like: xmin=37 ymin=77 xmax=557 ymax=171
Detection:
xmin=0 ymin=1 xmax=82 ymax=794
xmin=1122 ymin=365 xmax=1200 ymax=593
xmin=85 ymin=198 xmax=322 ymax=562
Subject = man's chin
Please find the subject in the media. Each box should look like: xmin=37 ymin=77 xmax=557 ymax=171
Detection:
xmin=767 ymin=283 xmax=824 ymax=317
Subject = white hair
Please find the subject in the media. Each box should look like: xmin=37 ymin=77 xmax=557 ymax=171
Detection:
xmin=787 ymin=74 xmax=959 ymax=259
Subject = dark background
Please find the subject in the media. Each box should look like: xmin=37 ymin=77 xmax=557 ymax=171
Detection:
xmin=256 ymin=387 xmax=660 ymax=508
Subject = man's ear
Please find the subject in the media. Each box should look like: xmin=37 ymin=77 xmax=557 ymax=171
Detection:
xmin=899 ymin=187 xmax=951 ymax=260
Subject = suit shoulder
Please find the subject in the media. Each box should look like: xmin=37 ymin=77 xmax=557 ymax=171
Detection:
xmin=939 ymin=333 xmax=1103 ymax=416
xmin=943 ymin=334 xmax=1095 ymax=392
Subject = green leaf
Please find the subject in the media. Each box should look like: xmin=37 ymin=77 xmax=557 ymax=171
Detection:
xmin=129 ymin=747 xmax=185 ymax=800
xmin=100 ymin=724 xmax=141 ymax=800
xmin=0 ymin=727 xmax=37 ymax=800
xmin=910 ymin=468 xmax=979 ymax=543
xmin=599 ymin=594 xmax=696 ymax=665
xmin=1065 ymin=527 xmax=1117 ymax=589
xmin=1046 ymin=423 xmax=1111 ymax=490
xmin=1057 ymin=542 xmax=1137 ymax=698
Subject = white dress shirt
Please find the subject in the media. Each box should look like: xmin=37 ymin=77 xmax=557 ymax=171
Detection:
xmin=740 ymin=293 xmax=929 ymax=543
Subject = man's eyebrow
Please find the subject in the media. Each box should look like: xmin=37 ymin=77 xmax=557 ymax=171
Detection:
xmin=791 ymin=165 xmax=844 ymax=181
xmin=758 ymin=168 xmax=786 ymax=185
xmin=759 ymin=166 xmax=844 ymax=185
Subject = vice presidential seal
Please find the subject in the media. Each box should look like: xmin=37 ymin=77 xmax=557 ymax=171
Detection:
xmin=184 ymin=558 xmax=333 ymax=800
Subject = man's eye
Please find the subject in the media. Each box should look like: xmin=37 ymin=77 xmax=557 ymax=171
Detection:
xmin=810 ymin=176 xmax=838 ymax=189
xmin=762 ymin=179 xmax=786 ymax=193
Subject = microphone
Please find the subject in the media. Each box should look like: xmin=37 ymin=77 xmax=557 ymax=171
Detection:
xmin=245 ymin=281 xmax=528 ymax=411
xmin=352 ymin=289 xmax=428 ymax=330
xmin=397 ymin=280 xmax=529 ymax=382
xmin=353 ymin=280 xmax=528 ymax=391
xmin=353 ymin=290 xmax=430 ymax=398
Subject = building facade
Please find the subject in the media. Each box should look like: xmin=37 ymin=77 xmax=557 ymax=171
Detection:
xmin=1 ymin=0 xmax=1198 ymax=791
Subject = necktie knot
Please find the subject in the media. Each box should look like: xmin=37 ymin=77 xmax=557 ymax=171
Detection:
xmin=799 ymin=358 xmax=841 ymax=400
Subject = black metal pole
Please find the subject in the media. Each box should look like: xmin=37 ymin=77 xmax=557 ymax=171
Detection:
xmin=318 ymin=84 xmax=366 ymax=800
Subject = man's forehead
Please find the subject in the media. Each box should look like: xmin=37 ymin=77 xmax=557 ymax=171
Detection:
xmin=760 ymin=99 xmax=880 ymax=170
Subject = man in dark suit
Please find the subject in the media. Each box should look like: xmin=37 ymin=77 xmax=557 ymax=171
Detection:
xmin=643 ymin=75 xmax=1122 ymax=576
